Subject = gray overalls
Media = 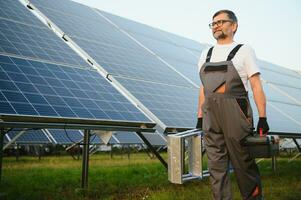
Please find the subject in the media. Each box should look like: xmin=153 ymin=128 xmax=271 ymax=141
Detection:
xmin=200 ymin=44 xmax=262 ymax=200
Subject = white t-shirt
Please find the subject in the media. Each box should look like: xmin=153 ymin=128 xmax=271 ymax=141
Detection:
xmin=198 ymin=42 xmax=260 ymax=91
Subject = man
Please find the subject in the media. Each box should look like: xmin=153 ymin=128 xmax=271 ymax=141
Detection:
xmin=196 ymin=10 xmax=269 ymax=200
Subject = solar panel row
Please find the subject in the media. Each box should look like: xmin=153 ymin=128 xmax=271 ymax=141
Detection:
xmin=27 ymin=0 xmax=301 ymax=134
xmin=1 ymin=0 xmax=300 ymax=139
xmin=4 ymin=129 xmax=166 ymax=146
xmin=28 ymin=0 xmax=201 ymax=129
xmin=0 ymin=55 xmax=150 ymax=122
xmin=0 ymin=0 xmax=152 ymax=128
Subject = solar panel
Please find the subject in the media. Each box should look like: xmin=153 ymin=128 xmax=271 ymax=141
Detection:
xmin=29 ymin=0 xmax=193 ymax=87
xmin=99 ymin=10 xmax=204 ymax=52
xmin=140 ymin=132 xmax=166 ymax=146
xmin=0 ymin=55 xmax=150 ymax=122
xmin=0 ymin=0 xmax=44 ymax=27
xmin=260 ymin=60 xmax=301 ymax=79
xmin=248 ymin=98 xmax=301 ymax=134
xmin=115 ymin=32 xmax=202 ymax=86
xmin=96 ymin=11 xmax=205 ymax=86
xmin=27 ymin=0 xmax=301 ymax=134
xmin=111 ymin=132 xmax=143 ymax=144
xmin=262 ymin=83 xmax=298 ymax=105
xmin=46 ymin=129 xmax=83 ymax=144
xmin=116 ymin=77 xmax=198 ymax=128
xmin=28 ymin=0 xmax=200 ymax=129
xmin=0 ymin=1 xmax=90 ymax=69
xmin=6 ymin=129 xmax=52 ymax=144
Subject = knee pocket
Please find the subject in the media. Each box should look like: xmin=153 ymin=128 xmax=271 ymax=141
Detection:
xmin=208 ymin=160 xmax=229 ymax=171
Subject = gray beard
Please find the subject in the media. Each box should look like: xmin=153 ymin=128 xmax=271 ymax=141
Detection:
xmin=214 ymin=31 xmax=227 ymax=40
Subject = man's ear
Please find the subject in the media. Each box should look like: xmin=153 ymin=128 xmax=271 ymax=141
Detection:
xmin=233 ymin=23 xmax=238 ymax=34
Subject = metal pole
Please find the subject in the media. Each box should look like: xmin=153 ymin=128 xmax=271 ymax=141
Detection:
xmin=16 ymin=144 xmax=20 ymax=161
xmin=0 ymin=129 xmax=4 ymax=182
xmin=81 ymin=129 xmax=90 ymax=190
xmin=182 ymin=137 xmax=185 ymax=174
xmin=110 ymin=144 xmax=113 ymax=159
xmin=136 ymin=132 xmax=167 ymax=169
xmin=292 ymin=138 xmax=301 ymax=152
xmin=272 ymin=155 xmax=277 ymax=172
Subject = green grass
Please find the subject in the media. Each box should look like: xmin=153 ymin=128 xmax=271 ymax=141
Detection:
xmin=0 ymin=152 xmax=301 ymax=200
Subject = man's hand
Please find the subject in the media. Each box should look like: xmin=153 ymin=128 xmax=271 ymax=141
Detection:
xmin=196 ymin=118 xmax=203 ymax=129
xmin=256 ymin=117 xmax=269 ymax=135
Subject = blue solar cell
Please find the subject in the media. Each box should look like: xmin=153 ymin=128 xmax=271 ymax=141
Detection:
xmin=7 ymin=72 xmax=30 ymax=83
xmin=15 ymin=83 xmax=38 ymax=94
xmin=23 ymin=93 xmax=48 ymax=105
xmin=0 ymin=80 xmax=19 ymax=91
xmin=18 ymin=66 xmax=39 ymax=76
xmin=0 ymin=71 xmax=10 ymax=80
xmin=35 ymin=85 xmax=57 ymax=95
xmin=2 ymin=91 xmax=29 ymax=103
xmin=61 ymin=97 xmax=83 ymax=107
xmin=33 ymin=104 xmax=58 ymax=116
xmin=71 ymin=108 xmax=94 ymax=119
xmin=11 ymin=102 xmax=38 ymax=115
xmin=0 ymin=101 xmax=16 ymax=114
xmin=0 ymin=62 xmax=23 ymax=73
xmin=0 ymin=92 xmax=6 ymax=101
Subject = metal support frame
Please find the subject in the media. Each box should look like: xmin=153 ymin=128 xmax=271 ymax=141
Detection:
xmin=81 ymin=129 xmax=90 ymax=191
xmin=292 ymin=138 xmax=301 ymax=152
xmin=136 ymin=131 xmax=167 ymax=169
xmin=0 ymin=118 xmax=156 ymax=189
xmin=0 ymin=129 xmax=4 ymax=182
xmin=288 ymin=138 xmax=301 ymax=162
xmin=272 ymin=155 xmax=277 ymax=172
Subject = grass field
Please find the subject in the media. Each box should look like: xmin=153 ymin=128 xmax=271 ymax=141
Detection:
xmin=0 ymin=152 xmax=300 ymax=200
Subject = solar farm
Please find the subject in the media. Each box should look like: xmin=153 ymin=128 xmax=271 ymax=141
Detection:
xmin=0 ymin=0 xmax=301 ymax=199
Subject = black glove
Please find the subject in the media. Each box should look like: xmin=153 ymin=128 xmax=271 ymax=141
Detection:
xmin=256 ymin=117 xmax=269 ymax=135
xmin=196 ymin=118 xmax=203 ymax=129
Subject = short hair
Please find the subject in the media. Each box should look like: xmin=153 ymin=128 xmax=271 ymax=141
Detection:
xmin=213 ymin=10 xmax=238 ymax=23
xmin=213 ymin=10 xmax=238 ymax=34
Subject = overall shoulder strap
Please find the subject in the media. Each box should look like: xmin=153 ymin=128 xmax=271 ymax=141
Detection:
xmin=205 ymin=47 xmax=214 ymax=62
xmin=227 ymin=44 xmax=243 ymax=61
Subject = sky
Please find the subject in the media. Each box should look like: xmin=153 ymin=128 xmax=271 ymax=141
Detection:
xmin=73 ymin=0 xmax=300 ymax=72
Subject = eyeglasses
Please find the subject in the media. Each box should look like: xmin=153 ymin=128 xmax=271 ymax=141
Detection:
xmin=209 ymin=20 xmax=233 ymax=29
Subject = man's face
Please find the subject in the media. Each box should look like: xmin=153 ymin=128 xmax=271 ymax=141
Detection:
xmin=211 ymin=13 xmax=237 ymax=40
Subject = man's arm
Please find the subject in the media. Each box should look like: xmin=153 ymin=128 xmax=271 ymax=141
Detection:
xmin=249 ymin=73 xmax=266 ymax=117
xmin=197 ymin=86 xmax=205 ymax=118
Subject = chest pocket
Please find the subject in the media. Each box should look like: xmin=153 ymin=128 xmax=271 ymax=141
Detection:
xmin=201 ymin=63 xmax=228 ymax=93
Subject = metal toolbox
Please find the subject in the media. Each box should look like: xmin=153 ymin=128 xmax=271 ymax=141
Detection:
xmin=243 ymin=135 xmax=279 ymax=158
